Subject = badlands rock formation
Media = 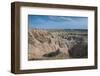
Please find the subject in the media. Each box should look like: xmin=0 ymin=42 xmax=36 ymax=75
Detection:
xmin=28 ymin=29 xmax=87 ymax=60
xmin=28 ymin=29 xmax=70 ymax=60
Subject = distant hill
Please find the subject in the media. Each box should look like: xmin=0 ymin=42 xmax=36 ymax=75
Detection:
xmin=46 ymin=29 xmax=88 ymax=32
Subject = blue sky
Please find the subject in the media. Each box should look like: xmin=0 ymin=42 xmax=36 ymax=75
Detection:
xmin=28 ymin=15 xmax=88 ymax=29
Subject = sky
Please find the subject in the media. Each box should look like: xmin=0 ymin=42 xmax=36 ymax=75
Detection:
xmin=28 ymin=15 xmax=88 ymax=29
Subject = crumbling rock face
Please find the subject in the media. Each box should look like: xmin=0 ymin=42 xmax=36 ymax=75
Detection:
xmin=28 ymin=29 xmax=87 ymax=60
xmin=28 ymin=29 xmax=69 ymax=60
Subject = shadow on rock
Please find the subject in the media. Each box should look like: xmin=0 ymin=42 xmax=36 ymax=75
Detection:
xmin=68 ymin=44 xmax=88 ymax=58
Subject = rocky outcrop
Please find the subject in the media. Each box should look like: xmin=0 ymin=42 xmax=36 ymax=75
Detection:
xmin=28 ymin=29 xmax=87 ymax=60
xmin=28 ymin=29 xmax=69 ymax=60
